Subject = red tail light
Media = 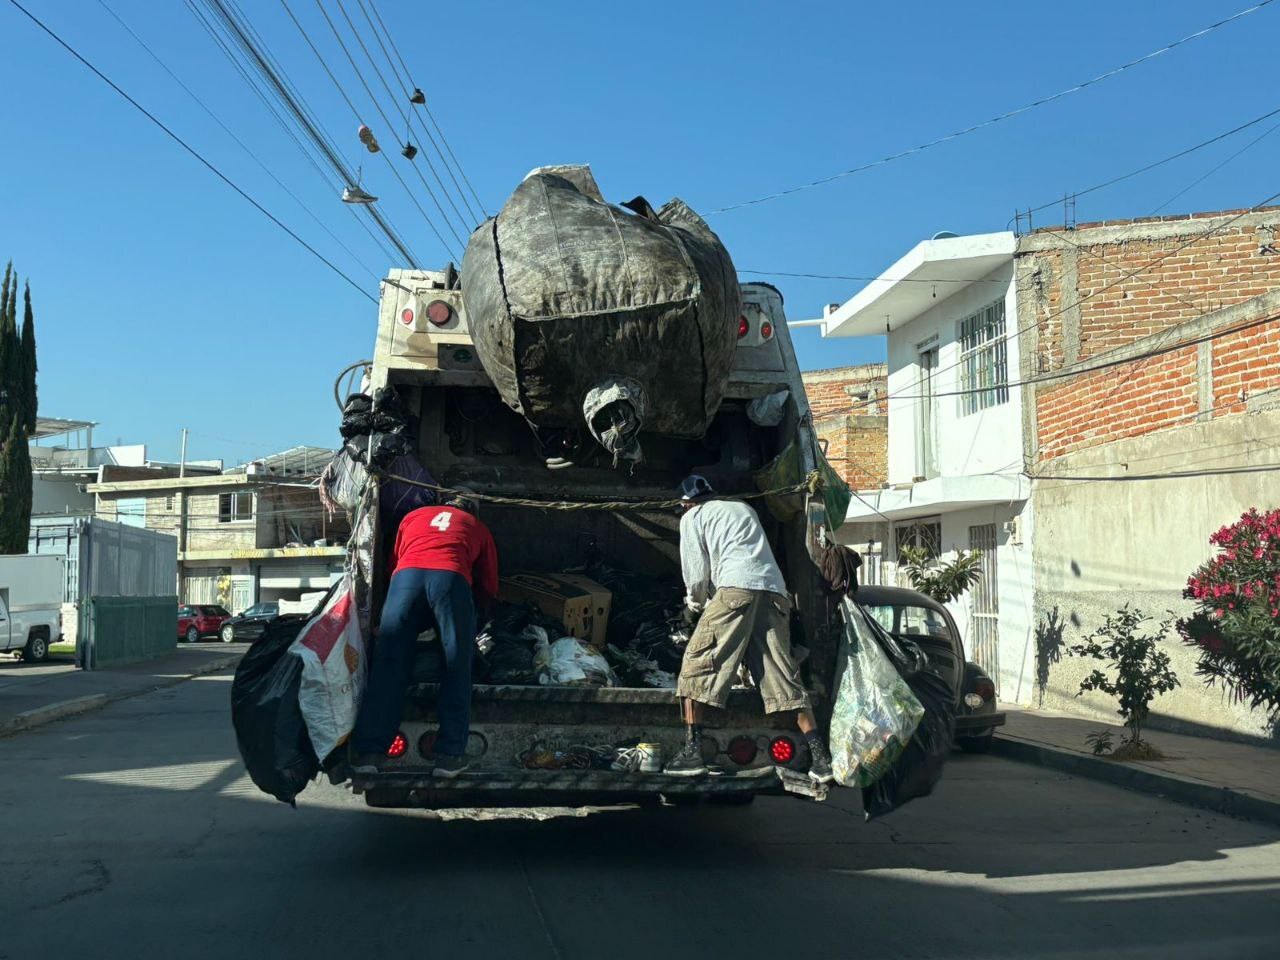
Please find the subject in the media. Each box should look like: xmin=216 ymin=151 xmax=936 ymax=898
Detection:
xmin=760 ymin=321 xmax=773 ymax=339
xmin=386 ymin=732 xmax=408 ymax=758
xmin=727 ymin=735 xmax=758 ymax=765
xmin=975 ymin=678 xmax=996 ymax=702
xmin=769 ymin=736 xmax=795 ymax=764
xmin=399 ymin=307 xmax=415 ymax=326
xmin=737 ymin=315 xmax=749 ymax=338
xmin=426 ymin=300 xmax=453 ymax=326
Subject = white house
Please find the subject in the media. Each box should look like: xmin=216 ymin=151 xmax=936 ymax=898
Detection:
xmin=819 ymin=231 xmax=1034 ymax=701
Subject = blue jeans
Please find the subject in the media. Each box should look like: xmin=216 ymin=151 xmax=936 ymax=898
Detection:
xmin=352 ymin=568 xmax=476 ymax=757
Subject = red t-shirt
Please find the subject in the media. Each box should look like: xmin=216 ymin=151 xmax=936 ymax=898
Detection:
xmin=392 ymin=506 xmax=500 ymax=603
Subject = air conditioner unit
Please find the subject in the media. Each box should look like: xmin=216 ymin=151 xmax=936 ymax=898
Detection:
xmin=1003 ymin=516 xmax=1022 ymax=545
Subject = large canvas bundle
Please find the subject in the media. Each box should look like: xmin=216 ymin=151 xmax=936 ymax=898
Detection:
xmin=462 ymin=166 xmax=739 ymax=462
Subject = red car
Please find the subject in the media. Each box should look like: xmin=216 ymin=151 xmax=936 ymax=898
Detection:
xmin=177 ymin=604 xmax=232 ymax=643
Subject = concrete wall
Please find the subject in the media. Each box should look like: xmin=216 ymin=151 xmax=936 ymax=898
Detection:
xmin=885 ymin=262 xmax=1022 ymax=484
xmin=1031 ymin=409 xmax=1280 ymax=741
xmin=32 ymin=474 xmax=93 ymax=516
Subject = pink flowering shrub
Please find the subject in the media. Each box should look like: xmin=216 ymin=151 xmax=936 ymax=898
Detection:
xmin=1177 ymin=507 xmax=1280 ymax=722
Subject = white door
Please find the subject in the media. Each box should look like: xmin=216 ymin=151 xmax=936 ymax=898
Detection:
xmin=916 ymin=347 xmax=939 ymax=479
xmin=968 ymin=524 xmax=1000 ymax=690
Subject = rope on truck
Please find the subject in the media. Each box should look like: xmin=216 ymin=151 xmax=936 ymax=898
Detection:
xmin=369 ymin=468 xmax=825 ymax=512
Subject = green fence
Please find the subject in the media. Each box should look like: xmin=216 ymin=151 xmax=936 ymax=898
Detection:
xmin=85 ymin=595 xmax=178 ymax=669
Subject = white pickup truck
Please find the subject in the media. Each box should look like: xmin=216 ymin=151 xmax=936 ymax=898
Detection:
xmin=0 ymin=555 xmax=64 ymax=663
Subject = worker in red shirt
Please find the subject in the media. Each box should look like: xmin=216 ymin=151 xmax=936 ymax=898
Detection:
xmin=351 ymin=490 xmax=498 ymax=777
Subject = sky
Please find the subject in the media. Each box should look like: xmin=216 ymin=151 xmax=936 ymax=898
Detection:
xmin=3 ymin=0 xmax=1278 ymax=466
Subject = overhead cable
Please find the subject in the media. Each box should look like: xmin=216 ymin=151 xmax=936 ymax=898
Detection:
xmin=5 ymin=0 xmax=374 ymax=302
xmin=331 ymin=0 xmax=476 ymax=232
xmin=352 ymin=0 xmax=482 ymax=224
xmin=364 ymin=0 xmax=488 ymax=218
xmin=308 ymin=0 xmax=467 ymax=252
xmin=97 ymin=0 xmax=380 ymax=283
xmin=710 ymin=0 xmax=1274 ymax=214
xmin=1152 ymin=120 xmax=1280 ymax=215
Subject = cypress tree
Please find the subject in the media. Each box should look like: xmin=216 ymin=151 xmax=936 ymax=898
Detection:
xmin=21 ymin=282 xmax=36 ymax=433
xmin=0 ymin=412 xmax=32 ymax=554
xmin=0 ymin=263 xmax=12 ymax=437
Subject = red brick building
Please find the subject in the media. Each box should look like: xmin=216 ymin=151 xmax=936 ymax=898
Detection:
xmin=801 ymin=363 xmax=888 ymax=490
xmin=1016 ymin=206 xmax=1280 ymax=738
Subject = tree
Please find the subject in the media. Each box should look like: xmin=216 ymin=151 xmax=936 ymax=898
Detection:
xmin=21 ymin=281 xmax=36 ymax=433
xmin=0 ymin=412 xmax=32 ymax=553
xmin=898 ymin=546 xmax=984 ymax=604
xmin=1070 ymin=605 xmax=1179 ymax=748
xmin=0 ymin=263 xmax=13 ymax=424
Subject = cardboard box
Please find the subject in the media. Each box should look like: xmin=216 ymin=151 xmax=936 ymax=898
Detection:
xmin=499 ymin=573 xmax=612 ymax=648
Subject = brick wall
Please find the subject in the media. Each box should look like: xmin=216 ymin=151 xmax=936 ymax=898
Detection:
xmin=1019 ymin=209 xmax=1280 ymax=462
xmin=802 ymin=364 xmax=888 ymax=488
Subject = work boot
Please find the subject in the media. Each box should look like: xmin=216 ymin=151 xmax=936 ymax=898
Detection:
xmin=663 ymin=741 xmax=708 ymax=777
xmin=807 ymin=740 xmax=834 ymax=784
xmin=433 ymin=753 xmax=471 ymax=779
xmin=349 ymin=752 xmax=384 ymax=775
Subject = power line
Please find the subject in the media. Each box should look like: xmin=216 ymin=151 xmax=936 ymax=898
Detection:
xmin=1016 ymin=104 xmax=1280 ymax=222
xmin=275 ymin=0 xmax=459 ymax=261
xmin=95 ymin=0 xmax=381 ymax=285
xmin=1152 ymin=120 xmax=1280 ymax=216
xmin=710 ymin=0 xmax=1274 ymax=214
xmin=364 ymin=0 xmax=488 ymax=218
xmin=308 ymin=0 xmax=467 ymax=254
xmin=6 ymin=0 xmax=375 ymax=303
xmin=351 ymin=0 xmax=482 ymax=225
xmin=195 ymin=0 xmax=424 ymax=266
xmin=331 ymin=0 xmax=476 ymax=233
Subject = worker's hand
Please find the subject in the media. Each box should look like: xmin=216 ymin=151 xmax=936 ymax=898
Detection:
xmin=682 ymin=596 xmax=703 ymax=628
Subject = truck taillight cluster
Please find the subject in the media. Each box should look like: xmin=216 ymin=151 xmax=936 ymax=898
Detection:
xmin=736 ymin=309 xmax=775 ymax=344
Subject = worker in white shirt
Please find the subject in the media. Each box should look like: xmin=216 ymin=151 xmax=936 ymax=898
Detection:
xmin=665 ymin=474 xmax=833 ymax=783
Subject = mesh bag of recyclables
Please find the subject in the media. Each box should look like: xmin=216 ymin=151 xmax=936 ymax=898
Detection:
xmin=289 ymin=575 xmax=366 ymax=764
xmin=829 ymin=602 xmax=926 ymax=789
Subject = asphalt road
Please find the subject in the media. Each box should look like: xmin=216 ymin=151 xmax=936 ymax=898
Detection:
xmin=2 ymin=671 xmax=1279 ymax=960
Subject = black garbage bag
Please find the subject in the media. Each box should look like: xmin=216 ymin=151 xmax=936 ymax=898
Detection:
xmin=486 ymin=640 xmax=536 ymax=684
xmin=230 ymin=618 xmax=317 ymax=806
xmin=857 ymin=612 xmax=956 ymax=821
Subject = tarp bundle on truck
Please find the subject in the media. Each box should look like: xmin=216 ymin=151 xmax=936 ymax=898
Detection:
xmin=461 ymin=165 xmax=740 ymax=461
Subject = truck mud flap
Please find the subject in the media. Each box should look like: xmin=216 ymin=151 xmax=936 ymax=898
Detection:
xmin=776 ymin=767 xmax=829 ymax=802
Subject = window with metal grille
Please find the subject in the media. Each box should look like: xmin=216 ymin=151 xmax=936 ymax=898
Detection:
xmin=894 ymin=517 xmax=942 ymax=561
xmin=957 ymin=299 xmax=1009 ymax=416
xmin=218 ymin=491 xmax=254 ymax=523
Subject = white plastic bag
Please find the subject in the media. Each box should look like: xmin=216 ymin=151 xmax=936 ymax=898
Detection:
xmin=829 ymin=602 xmax=925 ymax=788
xmin=534 ymin=635 xmax=618 ymax=687
xmin=290 ymin=576 xmax=366 ymax=762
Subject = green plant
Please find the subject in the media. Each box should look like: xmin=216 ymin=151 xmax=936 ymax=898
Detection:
xmin=1070 ymin=605 xmax=1179 ymax=747
xmin=899 ymin=546 xmax=984 ymax=604
xmin=1084 ymin=730 xmax=1115 ymax=756
xmin=1177 ymin=507 xmax=1280 ymax=723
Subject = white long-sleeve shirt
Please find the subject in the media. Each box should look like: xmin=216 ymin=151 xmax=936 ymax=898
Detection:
xmin=679 ymin=499 xmax=788 ymax=606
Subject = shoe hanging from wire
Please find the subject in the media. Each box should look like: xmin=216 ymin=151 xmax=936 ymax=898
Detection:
xmin=357 ymin=123 xmax=380 ymax=154
xmin=409 ymin=87 xmax=426 ymax=105
xmin=342 ymin=164 xmax=378 ymax=204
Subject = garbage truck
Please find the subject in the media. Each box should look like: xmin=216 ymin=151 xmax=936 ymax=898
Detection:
xmin=292 ymin=167 xmax=958 ymax=812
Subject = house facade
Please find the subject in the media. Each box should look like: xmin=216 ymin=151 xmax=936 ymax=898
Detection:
xmin=89 ymin=459 xmax=347 ymax=613
xmin=821 ymin=232 xmax=1035 ymax=700
xmin=1018 ymin=207 xmax=1280 ymax=739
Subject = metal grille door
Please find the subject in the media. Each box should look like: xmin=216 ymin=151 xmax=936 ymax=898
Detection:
xmin=968 ymin=524 xmax=1000 ymax=689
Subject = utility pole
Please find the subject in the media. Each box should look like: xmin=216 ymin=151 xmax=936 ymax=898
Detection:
xmin=179 ymin=428 xmax=188 ymax=478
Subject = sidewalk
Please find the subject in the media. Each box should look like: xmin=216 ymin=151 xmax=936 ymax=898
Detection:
xmin=0 ymin=645 xmax=245 ymax=737
xmin=993 ymin=704 xmax=1280 ymax=827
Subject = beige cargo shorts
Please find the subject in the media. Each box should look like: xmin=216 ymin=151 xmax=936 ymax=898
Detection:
xmin=676 ymin=587 xmax=811 ymax=714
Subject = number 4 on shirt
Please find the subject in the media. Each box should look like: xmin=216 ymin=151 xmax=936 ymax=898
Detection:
xmin=430 ymin=512 xmax=453 ymax=532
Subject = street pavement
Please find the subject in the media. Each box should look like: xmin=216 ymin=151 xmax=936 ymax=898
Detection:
xmin=2 ymin=671 xmax=1279 ymax=960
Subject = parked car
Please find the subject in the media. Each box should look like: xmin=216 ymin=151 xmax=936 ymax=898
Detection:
xmin=177 ymin=605 xmax=232 ymax=643
xmin=855 ymin=584 xmax=1006 ymax=753
xmin=1 ymin=555 xmax=64 ymax=662
xmin=219 ymin=602 xmax=307 ymax=643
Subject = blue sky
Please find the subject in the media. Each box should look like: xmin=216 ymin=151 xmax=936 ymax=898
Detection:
xmin=4 ymin=0 xmax=1278 ymax=465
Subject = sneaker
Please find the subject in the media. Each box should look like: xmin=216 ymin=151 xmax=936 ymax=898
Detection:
xmin=807 ymin=740 xmax=835 ymax=784
xmin=663 ymin=741 xmax=708 ymax=777
xmin=349 ymin=752 xmax=384 ymax=775
xmin=433 ymin=753 xmax=471 ymax=779
xmin=342 ymin=185 xmax=379 ymax=204
xmin=611 ymin=747 xmax=643 ymax=772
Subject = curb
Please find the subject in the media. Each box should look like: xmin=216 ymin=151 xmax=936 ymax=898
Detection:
xmin=992 ymin=733 xmax=1280 ymax=829
xmin=0 ymin=652 xmax=241 ymax=739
